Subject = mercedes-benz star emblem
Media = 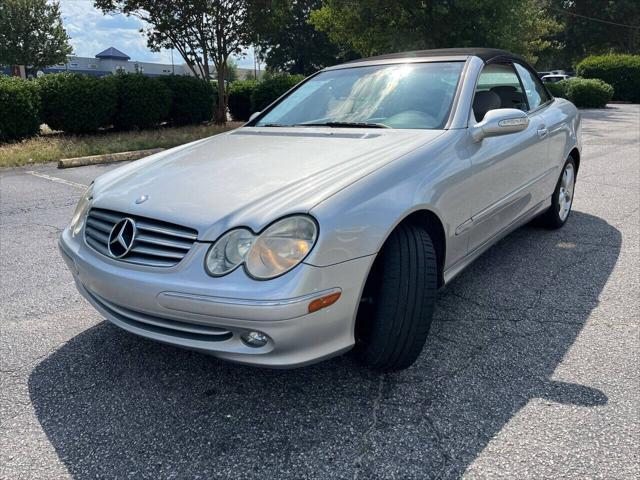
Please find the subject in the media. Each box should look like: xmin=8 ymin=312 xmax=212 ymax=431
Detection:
xmin=135 ymin=194 xmax=149 ymax=204
xmin=108 ymin=218 xmax=136 ymax=258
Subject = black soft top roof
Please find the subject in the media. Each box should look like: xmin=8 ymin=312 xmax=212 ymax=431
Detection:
xmin=345 ymin=48 xmax=524 ymax=64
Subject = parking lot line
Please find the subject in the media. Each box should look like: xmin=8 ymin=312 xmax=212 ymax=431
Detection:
xmin=26 ymin=170 xmax=88 ymax=190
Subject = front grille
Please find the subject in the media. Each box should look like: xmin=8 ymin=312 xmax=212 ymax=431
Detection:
xmin=87 ymin=289 xmax=233 ymax=342
xmin=84 ymin=208 xmax=198 ymax=268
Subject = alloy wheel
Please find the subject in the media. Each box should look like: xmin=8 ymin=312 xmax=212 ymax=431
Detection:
xmin=558 ymin=163 xmax=575 ymax=221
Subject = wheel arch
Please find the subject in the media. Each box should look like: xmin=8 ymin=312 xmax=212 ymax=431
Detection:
xmin=376 ymin=209 xmax=447 ymax=288
xmin=569 ymin=147 xmax=580 ymax=173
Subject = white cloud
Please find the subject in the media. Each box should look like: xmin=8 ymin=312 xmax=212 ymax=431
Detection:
xmin=58 ymin=0 xmax=171 ymax=63
xmin=56 ymin=0 xmax=258 ymax=68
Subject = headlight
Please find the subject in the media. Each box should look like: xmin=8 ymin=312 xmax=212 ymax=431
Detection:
xmin=204 ymin=228 xmax=254 ymax=276
xmin=70 ymin=185 xmax=93 ymax=236
xmin=204 ymin=215 xmax=318 ymax=279
xmin=245 ymin=216 xmax=317 ymax=279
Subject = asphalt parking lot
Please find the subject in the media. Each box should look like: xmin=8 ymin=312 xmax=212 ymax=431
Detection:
xmin=1 ymin=104 xmax=638 ymax=479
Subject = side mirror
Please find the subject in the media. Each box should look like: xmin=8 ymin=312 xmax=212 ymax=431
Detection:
xmin=248 ymin=111 xmax=261 ymax=122
xmin=471 ymin=108 xmax=529 ymax=142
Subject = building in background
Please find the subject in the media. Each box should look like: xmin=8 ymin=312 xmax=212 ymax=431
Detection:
xmin=39 ymin=47 xmax=189 ymax=77
xmin=2 ymin=47 xmax=262 ymax=80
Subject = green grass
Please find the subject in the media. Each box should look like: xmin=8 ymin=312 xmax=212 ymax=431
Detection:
xmin=0 ymin=122 xmax=242 ymax=168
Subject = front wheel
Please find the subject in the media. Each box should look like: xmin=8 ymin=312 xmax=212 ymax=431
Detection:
xmin=354 ymin=223 xmax=437 ymax=371
xmin=538 ymin=157 xmax=577 ymax=229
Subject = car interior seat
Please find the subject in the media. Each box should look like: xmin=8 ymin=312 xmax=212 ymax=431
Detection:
xmin=472 ymin=90 xmax=501 ymax=122
xmin=490 ymin=85 xmax=527 ymax=111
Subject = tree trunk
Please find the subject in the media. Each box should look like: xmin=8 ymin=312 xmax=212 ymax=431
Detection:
xmin=214 ymin=63 xmax=227 ymax=125
xmin=10 ymin=65 xmax=26 ymax=78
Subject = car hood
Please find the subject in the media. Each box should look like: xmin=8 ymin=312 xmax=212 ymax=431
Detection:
xmin=93 ymin=127 xmax=444 ymax=240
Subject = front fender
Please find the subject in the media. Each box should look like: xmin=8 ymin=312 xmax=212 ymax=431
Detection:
xmin=305 ymin=131 xmax=470 ymax=269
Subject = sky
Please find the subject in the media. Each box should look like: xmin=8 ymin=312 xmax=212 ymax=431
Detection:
xmin=57 ymin=0 xmax=258 ymax=69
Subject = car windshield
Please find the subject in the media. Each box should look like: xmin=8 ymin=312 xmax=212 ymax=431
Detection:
xmin=254 ymin=62 xmax=465 ymax=130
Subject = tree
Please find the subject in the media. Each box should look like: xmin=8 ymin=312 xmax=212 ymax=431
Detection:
xmin=95 ymin=0 xmax=251 ymax=124
xmin=248 ymin=0 xmax=356 ymax=76
xmin=538 ymin=0 xmax=640 ymax=69
xmin=0 ymin=0 xmax=72 ymax=73
xmin=224 ymin=57 xmax=239 ymax=82
xmin=309 ymin=0 xmax=561 ymax=64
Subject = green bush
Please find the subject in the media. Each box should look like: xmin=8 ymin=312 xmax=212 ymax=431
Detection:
xmin=159 ymin=75 xmax=215 ymax=126
xmin=228 ymin=80 xmax=259 ymax=121
xmin=251 ymin=74 xmax=304 ymax=112
xmin=37 ymin=73 xmax=117 ymax=134
xmin=576 ymin=54 xmax=640 ymax=103
xmin=568 ymin=78 xmax=614 ymax=108
xmin=544 ymin=81 xmax=568 ymax=99
xmin=0 ymin=76 xmax=40 ymax=142
xmin=111 ymin=74 xmax=171 ymax=130
xmin=547 ymin=78 xmax=613 ymax=108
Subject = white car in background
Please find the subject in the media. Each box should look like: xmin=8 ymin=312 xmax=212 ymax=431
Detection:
xmin=542 ymin=74 xmax=572 ymax=83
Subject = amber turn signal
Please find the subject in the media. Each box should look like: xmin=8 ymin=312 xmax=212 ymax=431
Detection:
xmin=308 ymin=291 xmax=341 ymax=313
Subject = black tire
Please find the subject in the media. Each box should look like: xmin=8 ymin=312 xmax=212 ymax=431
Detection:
xmin=354 ymin=223 xmax=437 ymax=371
xmin=538 ymin=156 xmax=577 ymax=229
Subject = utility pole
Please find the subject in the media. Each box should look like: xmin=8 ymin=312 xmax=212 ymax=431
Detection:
xmin=253 ymin=47 xmax=257 ymax=80
xmin=254 ymin=34 xmax=260 ymax=80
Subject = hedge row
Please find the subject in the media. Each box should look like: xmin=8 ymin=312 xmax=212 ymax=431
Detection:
xmin=159 ymin=75 xmax=215 ymax=127
xmin=0 ymin=73 xmax=216 ymax=142
xmin=111 ymin=74 xmax=172 ymax=130
xmin=547 ymin=78 xmax=614 ymax=108
xmin=38 ymin=73 xmax=117 ymax=134
xmin=576 ymin=54 xmax=640 ymax=103
xmin=228 ymin=74 xmax=304 ymax=121
xmin=227 ymin=80 xmax=259 ymax=122
xmin=0 ymin=76 xmax=41 ymax=142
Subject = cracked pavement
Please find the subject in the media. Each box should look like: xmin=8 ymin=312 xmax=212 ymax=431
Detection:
xmin=1 ymin=105 xmax=638 ymax=479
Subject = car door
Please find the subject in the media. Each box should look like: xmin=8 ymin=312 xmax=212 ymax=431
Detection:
xmin=466 ymin=62 xmax=549 ymax=253
xmin=514 ymin=62 xmax=564 ymax=201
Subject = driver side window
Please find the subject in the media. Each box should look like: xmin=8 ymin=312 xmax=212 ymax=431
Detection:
xmin=514 ymin=63 xmax=551 ymax=111
xmin=473 ymin=63 xmax=527 ymax=122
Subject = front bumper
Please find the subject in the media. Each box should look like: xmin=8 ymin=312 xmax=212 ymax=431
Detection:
xmin=59 ymin=228 xmax=374 ymax=368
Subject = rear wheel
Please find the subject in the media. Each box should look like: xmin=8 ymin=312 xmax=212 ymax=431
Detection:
xmin=538 ymin=157 xmax=577 ymax=229
xmin=354 ymin=223 xmax=437 ymax=371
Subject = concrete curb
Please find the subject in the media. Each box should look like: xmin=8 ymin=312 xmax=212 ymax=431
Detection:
xmin=57 ymin=148 xmax=165 ymax=169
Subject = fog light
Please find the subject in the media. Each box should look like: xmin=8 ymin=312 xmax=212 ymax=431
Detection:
xmin=241 ymin=331 xmax=269 ymax=348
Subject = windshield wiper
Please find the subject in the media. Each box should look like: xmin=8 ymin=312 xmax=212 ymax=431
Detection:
xmin=295 ymin=121 xmax=390 ymax=129
xmin=259 ymin=123 xmax=290 ymax=127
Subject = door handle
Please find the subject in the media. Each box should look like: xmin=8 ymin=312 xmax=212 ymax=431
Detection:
xmin=537 ymin=126 xmax=549 ymax=139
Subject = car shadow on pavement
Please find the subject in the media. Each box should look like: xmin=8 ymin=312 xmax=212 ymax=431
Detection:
xmin=29 ymin=211 xmax=619 ymax=479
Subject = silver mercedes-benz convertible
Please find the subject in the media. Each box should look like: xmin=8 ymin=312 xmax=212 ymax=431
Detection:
xmin=59 ymin=48 xmax=581 ymax=371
